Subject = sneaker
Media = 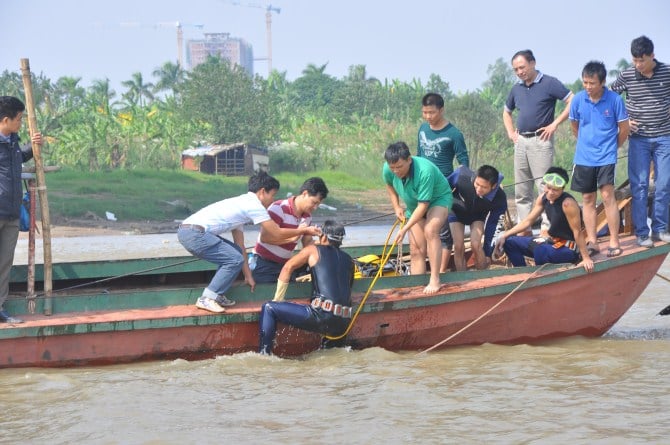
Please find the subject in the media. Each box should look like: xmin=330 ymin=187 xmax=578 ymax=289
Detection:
xmin=651 ymin=232 xmax=670 ymax=243
xmin=0 ymin=310 xmax=24 ymax=323
xmin=195 ymin=296 xmax=226 ymax=313
xmin=637 ymin=236 xmax=653 ymax=248
xmin=215 ymin=294 xmax=236 ymax=307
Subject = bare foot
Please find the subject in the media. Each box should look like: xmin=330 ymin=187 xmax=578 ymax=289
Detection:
xmin=423 ymin=282 xmax=441 ymax=294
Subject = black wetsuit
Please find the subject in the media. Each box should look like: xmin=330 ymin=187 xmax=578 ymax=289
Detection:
xmin=258 ymin=245 xmax=354 ymax=354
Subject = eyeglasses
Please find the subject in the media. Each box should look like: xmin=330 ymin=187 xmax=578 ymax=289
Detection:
xmin=542 ymin=173 xmax=566 ymax=188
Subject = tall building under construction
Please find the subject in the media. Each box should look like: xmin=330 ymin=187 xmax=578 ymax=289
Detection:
xmin=187 ymin=33 xmax=253 ymax=76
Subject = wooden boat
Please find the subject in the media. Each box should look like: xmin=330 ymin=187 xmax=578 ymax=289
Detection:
xmin=3 ymin=230 xmax=668 ymax=368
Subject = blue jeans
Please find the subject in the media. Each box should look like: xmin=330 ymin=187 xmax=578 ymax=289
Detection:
xmin=503 ymin=236 xmax=578 ymax=267
xmin=177 ymin=227 xmax=244 ymax=295
xmin=628 ymin=135 xmax=670 ymax=237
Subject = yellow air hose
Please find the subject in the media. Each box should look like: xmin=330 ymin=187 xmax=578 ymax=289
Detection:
xmin=325 ymin=218 xmax=404 ymax=341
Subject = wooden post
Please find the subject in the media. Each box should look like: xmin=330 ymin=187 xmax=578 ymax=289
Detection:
xmin=20 ymin=58 xmax=53 ymax=316
xmin=27 ymin=176 xmax=36 ymax=314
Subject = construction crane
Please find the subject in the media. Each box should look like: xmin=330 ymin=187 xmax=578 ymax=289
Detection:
xmin=120 ymin=21 xmax=204 ymax=68
xmin=218 ymin=1 xmax=281 ymax=76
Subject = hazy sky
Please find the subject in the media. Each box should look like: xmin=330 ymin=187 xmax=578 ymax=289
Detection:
xmin=4 ymin=0 xmax=669 ymax=95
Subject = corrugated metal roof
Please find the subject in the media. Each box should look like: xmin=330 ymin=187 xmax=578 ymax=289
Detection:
xmin=181 ymin=143 xmax=247 ymax=157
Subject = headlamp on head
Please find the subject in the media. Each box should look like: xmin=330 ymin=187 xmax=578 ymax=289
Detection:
xmin=321 ymin=221 xmax=345 ymax=243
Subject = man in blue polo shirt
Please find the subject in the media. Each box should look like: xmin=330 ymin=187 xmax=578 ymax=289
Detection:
xmin=570 ymin=61 xmax=629 ymax=257
xmin=503 ymin=49 xmax=573 ymax=233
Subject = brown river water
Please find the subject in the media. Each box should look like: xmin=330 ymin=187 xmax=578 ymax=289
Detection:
xmin=3 ymin=229 xmax=670 ymax=444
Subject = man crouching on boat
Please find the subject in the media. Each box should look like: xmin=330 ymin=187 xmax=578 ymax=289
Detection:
xmin=258 ymin=220 xmax=355 ymax=355
xmin=494 ymin=167 xmax=594 ymax=272
xmin=178 ymin=171 xmax=321 ymax=314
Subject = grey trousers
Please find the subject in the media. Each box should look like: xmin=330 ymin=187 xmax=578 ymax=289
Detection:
xmin=514 ymin=135 xmax=554 ymax=228
xmin=0 ymin=218 xmax=20 ymax=308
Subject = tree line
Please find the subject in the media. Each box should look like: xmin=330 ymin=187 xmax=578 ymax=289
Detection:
xmin=0 ymin=56 xmax=630 ymax=179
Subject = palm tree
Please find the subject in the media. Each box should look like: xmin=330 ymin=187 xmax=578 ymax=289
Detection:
xmin=345 ymin=64 xmax=380 ymax=86
xmin=121 ymin=72 xmax=155 ymax=107
xmin=152 ymin=61 xmax=184 ymax=97
xmin=608 ymin=58 xmax=631 ymax=80
xmin=301 ymin=63 xmax=329 ymax=77
xmin=89 ymin=79 xmax=117 ymax=113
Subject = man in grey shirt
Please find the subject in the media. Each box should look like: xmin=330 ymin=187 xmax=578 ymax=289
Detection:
xmin=503 ymin=49 xmax=573 ymax=233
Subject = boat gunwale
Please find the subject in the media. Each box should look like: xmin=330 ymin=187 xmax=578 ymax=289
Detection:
xmin=2 ymin=240 xmax=667 ymax=340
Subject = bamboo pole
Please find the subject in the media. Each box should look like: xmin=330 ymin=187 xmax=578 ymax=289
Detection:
xmin=27 ymin=177 xmax=36 ymax=314
xmin=20 ymin=58 xmax=53 ymax=315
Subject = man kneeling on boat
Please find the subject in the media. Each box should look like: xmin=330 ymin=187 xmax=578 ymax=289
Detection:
xmin=178 ymin=171 xmax=321 ymax=314
xmin=258 ymin=220 xmax=355 ymax=355
xmin=494 ymin=167 xmax=594 ymax=272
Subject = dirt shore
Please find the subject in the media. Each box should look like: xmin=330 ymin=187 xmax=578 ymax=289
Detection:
xmin=21 ymin=207 xmax=398 ymax=239
xmin=20 ymin=196 xmax=519 ymax=239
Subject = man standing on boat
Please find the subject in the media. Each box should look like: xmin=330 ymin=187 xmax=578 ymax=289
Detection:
xmin=252 ymin=177 xmax=329 ymax=284
xmin=418 ymin=92 xmax=469 ymax=272
xmin=447 ymin=165 xmax=507 ymax=271
xmin=383 ymin=141 xmax=452 ymax=294
xmin=569 ymin=61 xmax=629 ymax=258
xmin=611 ymin=36 xmax=670 ymax=247
xmin=0 ymin=96 xmax=43 ymax=324
xmin=495 ymin=167 xmax=594 ymax=272
xmin=258 ymin=220 xmax=354 ymax=355
xmin=503 ymin=50 xmax=573 ymax=234
xmin=178 ymin=171 xmax=321 ymax=314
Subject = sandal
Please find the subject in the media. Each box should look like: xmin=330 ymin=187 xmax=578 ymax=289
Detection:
xmin=586 ymin=241 xmax=600 ymax=256
xmin=606 ymin=246 xmax=623 ymax=257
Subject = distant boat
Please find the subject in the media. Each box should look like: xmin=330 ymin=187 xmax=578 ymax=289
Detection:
xmin=3 ymin=234 xmax=668 ymax=369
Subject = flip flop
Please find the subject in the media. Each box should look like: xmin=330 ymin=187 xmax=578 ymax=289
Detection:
xmin=607 ymin=247 xmax=623 ymax=257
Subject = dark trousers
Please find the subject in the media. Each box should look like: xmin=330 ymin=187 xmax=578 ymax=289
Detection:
xmin=503 ymin=236 xmax=578 ymax=267
xmin=258 ymin=301 xmax=348 ymax=354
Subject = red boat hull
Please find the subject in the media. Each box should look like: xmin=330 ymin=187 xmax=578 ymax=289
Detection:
xmin=1 ymin=237 xmax=667 ymax=368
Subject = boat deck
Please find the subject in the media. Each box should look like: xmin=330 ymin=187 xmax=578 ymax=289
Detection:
xmin=4 ymin=235 xmax=660 ymax=331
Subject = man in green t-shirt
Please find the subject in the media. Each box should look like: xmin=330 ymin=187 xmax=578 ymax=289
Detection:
xmin=383 ymin=141 xmax=452 ymax=294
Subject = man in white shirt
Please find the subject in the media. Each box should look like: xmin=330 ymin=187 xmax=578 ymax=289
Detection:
xmin=177 ymin=171 xmax=321 ymax=313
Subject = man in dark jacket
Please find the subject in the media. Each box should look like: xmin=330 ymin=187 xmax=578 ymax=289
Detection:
xmin=447 ymin=165 xmax=507 ymax=271
xmin=0 ymin=96 xmax=43 ymax=323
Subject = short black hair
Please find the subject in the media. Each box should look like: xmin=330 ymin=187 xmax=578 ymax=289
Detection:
xmin=511 ymin=49 xmax=535 ymax=64
xmin=631 ymin=36 xmax=654 ymax=58
xmin=384 ymin=141 xmax=411 ymax=164
xmin=248 ymin=171 xmax=280 ymax=193
xmin=582 ymin=61 xmax=607 ymax=83
xmin=299 ymin=177 xmax=329 ymax=200
xmin=476 ymin=165 xmax=500 ymax=186
xmin=321 ymin=219 xmax=345 ymax=248
xmin=422 ymin=93 xmax=444 ymax=109
xmin=545 ymin=166 xmax=569 ymax=185
xmin=0 ymin=96 xmax=26 ymax=121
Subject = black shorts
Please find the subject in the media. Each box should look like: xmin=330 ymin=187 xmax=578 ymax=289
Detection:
xmin=439 ymin=221 xmax=453 ymax=249
xmin=570 ymin=164 xmax=616 ymax=193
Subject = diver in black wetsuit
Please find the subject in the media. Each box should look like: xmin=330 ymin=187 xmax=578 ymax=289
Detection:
xmin=258 ymin=220 xmax=355 ymax=355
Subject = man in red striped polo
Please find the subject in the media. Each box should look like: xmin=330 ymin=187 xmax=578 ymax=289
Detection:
xmin=252 ymin=177 xmax=329 ymax=283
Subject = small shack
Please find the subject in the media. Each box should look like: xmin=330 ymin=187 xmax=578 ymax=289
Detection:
xmin=181 ymin=143 xmax=269 ymax=176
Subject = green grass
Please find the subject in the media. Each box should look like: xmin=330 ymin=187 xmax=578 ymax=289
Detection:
xmin=43 ymin=168 xmax=385 ymax=222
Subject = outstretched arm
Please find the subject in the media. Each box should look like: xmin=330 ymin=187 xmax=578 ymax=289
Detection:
xmin=259 ymin=219 xmax=320 ymax=244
